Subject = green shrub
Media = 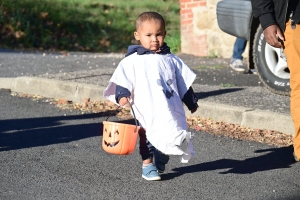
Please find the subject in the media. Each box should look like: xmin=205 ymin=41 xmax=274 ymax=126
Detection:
xmin=0 ymin=0 xmax=180 ymax=53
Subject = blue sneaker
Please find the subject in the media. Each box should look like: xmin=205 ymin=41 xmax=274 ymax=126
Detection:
xmin=142 ymin=164 xmax=161 ymax=181
xmin=154 ymin=149 xmax=170 ymax=173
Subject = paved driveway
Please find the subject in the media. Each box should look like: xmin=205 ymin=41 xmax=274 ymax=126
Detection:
xmin=0 ymin=89 xmax=299 ymax=200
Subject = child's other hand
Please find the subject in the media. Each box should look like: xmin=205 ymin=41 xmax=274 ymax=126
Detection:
xmin=119 ymin=97 xmax=129 ymax=106
xmin=191 ymin=108 xmax=197 ymax=114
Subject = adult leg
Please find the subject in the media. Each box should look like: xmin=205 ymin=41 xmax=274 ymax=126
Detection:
xmin=284 ymin=20 xmax=300 ymax=160
xmin=232 ymin=38 xmax=247 ymax=60
xmin=230 ymin=38 xmax=247 ymax=72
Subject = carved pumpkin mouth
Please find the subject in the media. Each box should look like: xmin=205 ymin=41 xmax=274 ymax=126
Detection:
xmin=104 ymin=140 xmax=120 ymax=147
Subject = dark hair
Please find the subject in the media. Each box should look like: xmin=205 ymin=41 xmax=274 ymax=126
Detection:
xmin=136 ymin=12 xmax=165 ymax=30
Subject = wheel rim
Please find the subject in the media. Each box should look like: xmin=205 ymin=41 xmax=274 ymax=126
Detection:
xmin=264 ymin=44 xmax=290 ymax=79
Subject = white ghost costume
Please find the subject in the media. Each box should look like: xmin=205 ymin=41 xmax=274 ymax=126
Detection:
xmin=103 ymin=53 xmax=196 ymax=162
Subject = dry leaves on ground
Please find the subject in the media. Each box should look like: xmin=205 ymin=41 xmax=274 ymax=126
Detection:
xmin=186 ymin=116 xmax=293 ymax=147
xmin=12 ymin=92 xmax=293 ymax=147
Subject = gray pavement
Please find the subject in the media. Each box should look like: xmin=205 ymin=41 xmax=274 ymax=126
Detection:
xmin=1 ymin=50 xmax=300 ymax=199
xmin=0 ymin=89 xmax=299 ymax=199
xmin=0 ymin=50 xmax=293 ymax=135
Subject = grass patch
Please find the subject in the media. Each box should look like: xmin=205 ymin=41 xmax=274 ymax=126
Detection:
xmin=220 ymin=83 xmax=235 ymax=88
xmin=209 ymin=50 xmax=218 ymax=58
xmin=194 ymin=65 xmax=225 ymax=70
xmin=0 ymin=0 xmax=180 ymax=53
xmin=211 ymin=65 xmax=225 ymax=69
xmin=194 ymin=66 xmax=208 ymax=69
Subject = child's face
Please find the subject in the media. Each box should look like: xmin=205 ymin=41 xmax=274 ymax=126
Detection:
xmin=134 ymin=19 xmax=166 ymax=52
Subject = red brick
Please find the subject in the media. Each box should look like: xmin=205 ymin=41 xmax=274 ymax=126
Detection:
xmin=180 ymin=14 xmax=188 ymax=20
xmin=181 ymin=19 xmax=193 ymax=25
xmin=180 ymin=13 xmax=194 ymax=20
xmin=181 ymin=24 xmax=193 ymax=32
xmin=180 ymin=0 xmax=208 ymax=56
xmin=180 ymin=8 xmax=192 ymax=15
xmin=200 ymin=1 xmax=206 ymax=6
xmin=181 ymin=34 xmax=192 ymax=40
xmin=180 ymin=27 xmax=189 ymax=32
xmin=199 ymin=35 xmax=207 ymax=40
xmin=187 ymin=13 xmax=193 ymax=18
xmin=180 ymin=3 xmax=186 ymax=9
xmin=186 ymin=2 xmax=201 ymax=8
xmin=194 ymin=37 xmax=207 ymax=45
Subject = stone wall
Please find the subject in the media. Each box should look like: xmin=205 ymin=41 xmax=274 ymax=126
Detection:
xmin=179 ymin=0 xmax=248 ymax=58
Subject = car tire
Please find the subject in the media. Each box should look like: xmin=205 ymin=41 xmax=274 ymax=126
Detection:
xmin=253 ymin=25 xmax=290 ymax=96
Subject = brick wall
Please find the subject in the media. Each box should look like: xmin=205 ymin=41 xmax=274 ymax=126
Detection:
xmin=179 ymin=0 xmax=248 ymax=58
xmin=180 ymin=0 xmax=208 ymax=56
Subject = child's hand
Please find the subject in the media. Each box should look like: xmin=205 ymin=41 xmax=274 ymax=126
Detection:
xmin=119 ymin=97 xmax=129 ymax=106
xmin=191 ymin=108 xmax=197 ymax=114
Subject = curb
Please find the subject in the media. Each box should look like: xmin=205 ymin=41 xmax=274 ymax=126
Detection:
xmin=184 ymin=102 xmax=293 ymax=136
xmin=0 ymin=77 xmax=294 ymax=136
xmin=9 ymin=77 xmax=107 ymax=102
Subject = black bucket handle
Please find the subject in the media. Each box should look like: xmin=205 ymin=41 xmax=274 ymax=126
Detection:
xmin=105 ymin=98 xmax=139 ymax=133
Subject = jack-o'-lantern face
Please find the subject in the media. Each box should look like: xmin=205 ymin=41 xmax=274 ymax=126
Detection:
xmin=102 ymin=121 xmax=140 ymax=155
xmin=103 ymin=128 xmax=120 ymax=147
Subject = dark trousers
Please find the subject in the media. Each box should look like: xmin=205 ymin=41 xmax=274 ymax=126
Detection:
xmin=138 ymin=128 xmax=155 ymax=161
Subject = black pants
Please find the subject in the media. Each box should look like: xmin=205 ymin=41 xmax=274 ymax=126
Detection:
xmin=138 ymin=128 xmax=155 ymax=161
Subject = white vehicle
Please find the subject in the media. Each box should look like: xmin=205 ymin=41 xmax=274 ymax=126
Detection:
xmin=216 ymin=0 xmax=290 ymax=96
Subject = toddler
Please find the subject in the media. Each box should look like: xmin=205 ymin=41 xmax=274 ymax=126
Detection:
xmin=104 ymin=11 xmax=198 ymax=181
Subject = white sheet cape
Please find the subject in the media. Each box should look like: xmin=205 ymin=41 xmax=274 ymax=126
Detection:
xmin=103 ymin=53 xmax=196 ymax=162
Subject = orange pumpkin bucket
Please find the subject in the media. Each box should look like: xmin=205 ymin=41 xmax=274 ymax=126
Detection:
xmin=102 ymin=102 xmax=142 ymax=155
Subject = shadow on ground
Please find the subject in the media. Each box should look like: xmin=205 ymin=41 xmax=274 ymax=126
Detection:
xmin=166 ymin=145 xmax=295 ymax=178
xmin=0 ymin=112 xmax=135 ymax=152
xmin=196 ymin=88 xmax=244 ymax=99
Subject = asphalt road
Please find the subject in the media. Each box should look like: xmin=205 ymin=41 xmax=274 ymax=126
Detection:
xmin=0 ymin=49 xmax=299 ymax=199
xmin=0 ymin=89 xmax=300 ymax=200
xmin=0 ymin=48 xmax=300 ymax=200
